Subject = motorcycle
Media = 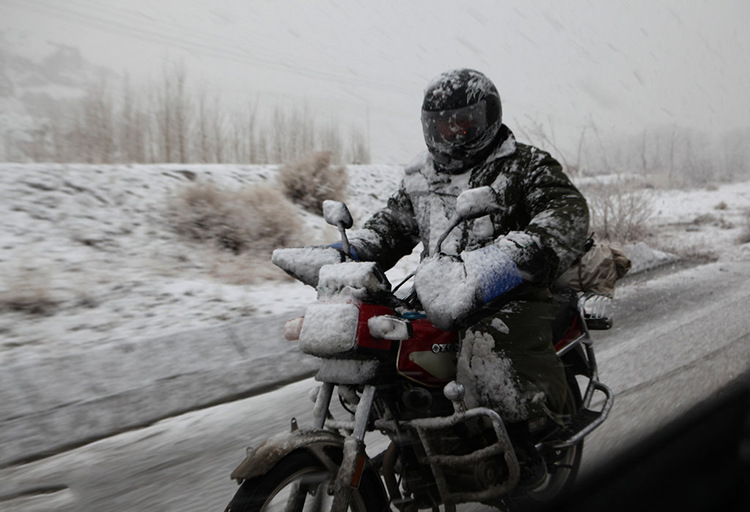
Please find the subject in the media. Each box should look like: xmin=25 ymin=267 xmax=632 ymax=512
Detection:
xmin=223 ymin=187 xmax=614 ymax=512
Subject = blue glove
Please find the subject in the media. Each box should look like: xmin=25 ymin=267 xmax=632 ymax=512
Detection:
xmin=463 ymin=244 xmax=524 ymax=303
xmin=328 ymin=241 xmax=360 ymax=261
xmin=414 ymin=244 xmax=524 ymax=330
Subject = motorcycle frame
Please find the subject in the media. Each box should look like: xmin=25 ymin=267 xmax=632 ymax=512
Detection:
xmin=229 ymin=296 xmax=615 ymax=512
xmin=312 ymin=381 xmax=523 ymax=512
xmin=544 ymin=293 xmax=615 ymax=449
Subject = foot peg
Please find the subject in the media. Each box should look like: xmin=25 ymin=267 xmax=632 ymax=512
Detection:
xmin=539 ymin=381 xmax=614 ymax=449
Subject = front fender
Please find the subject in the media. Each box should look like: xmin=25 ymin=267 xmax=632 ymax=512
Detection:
xmin=230 ymin=428 xmax=346 ymax=482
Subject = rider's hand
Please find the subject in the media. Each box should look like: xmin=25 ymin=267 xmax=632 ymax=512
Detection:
xmin=271 ymin=246 xmax=349 ymax=287
xmin=415 ymin=253 xmax=477 ymax=330
xmin=414 ymin=244 xmax=524 ymax=330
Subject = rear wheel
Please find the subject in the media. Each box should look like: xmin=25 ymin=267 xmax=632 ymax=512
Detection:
xmin=518 ymin=373 xmax=584 ymax=507
xmin=224 ymin=450 xmax=387 ymax=512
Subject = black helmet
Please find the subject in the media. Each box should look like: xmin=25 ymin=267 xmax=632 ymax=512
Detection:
xmin=421 ymin=69 xmax=503 ymax=172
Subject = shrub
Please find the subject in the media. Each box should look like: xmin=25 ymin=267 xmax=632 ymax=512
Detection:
xmin=583 ymin=177 xmax=654 ymax=243
xmin=171 ymin=182 xmax=303 ymax=256
xmin=0 ymin=269 xmax=59 ymax=316
xmin=277 ymin=151 xmax=348 ymax=214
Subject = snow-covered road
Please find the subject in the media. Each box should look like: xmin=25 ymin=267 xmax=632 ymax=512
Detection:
xmin=582 ymin=259 xmax=750 ymax=475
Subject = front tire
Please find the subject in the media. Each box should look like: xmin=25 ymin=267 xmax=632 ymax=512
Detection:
xmin=224 ymin=450 xmax=388 ymax=512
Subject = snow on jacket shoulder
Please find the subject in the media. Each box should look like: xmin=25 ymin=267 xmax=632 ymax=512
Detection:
xmin=348 ymin=127 xmax=589 ymax=285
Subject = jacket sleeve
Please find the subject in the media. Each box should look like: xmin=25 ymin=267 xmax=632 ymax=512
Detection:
xmin=347 ymin=180 xmax=421 ymax=271
xmin=519 ymin=148 xmax=590 ymax=284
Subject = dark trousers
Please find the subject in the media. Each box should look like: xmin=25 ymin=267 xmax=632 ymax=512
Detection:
xmin=456 ymin=288 xmax=567 ymax=424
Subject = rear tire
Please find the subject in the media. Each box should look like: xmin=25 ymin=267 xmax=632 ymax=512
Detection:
xmin=517 ymin=372 xmax=584 ymax=508
xmin=224 ymin=450 xmax=388 ymax=512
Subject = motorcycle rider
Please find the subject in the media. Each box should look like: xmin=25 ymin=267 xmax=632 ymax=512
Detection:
xmin=341 ymin=69 xmax=590 ymax=485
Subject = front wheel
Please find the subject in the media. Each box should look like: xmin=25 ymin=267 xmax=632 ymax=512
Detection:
xmin=224 ymin=450 xmax=388 ymax=512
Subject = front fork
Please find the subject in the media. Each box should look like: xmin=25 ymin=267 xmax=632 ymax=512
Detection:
xmin=314 ymin=383 xmax=377 ymax=512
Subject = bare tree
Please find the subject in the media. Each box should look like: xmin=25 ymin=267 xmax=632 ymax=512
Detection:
xmin=76 ymin=76 xmax=115 ymax=163
xmin=211 ymin=99 xmax=226 ymax=163
xmin=227 ymin=102 xmax=258 ymax=163
xmin=244 ymin=101 xmax=258 ymax=163
xmin=294 ymin=102 xmax=316 ymax=159
xmin=155 ymin=65 xmax=173 ymax=162
xmin=172 ymin=63 xmax=190 ymax=163
xmin=119 ymin=74 xmax=148 ymax=163
xmin=271 ymin=107 xmax=287 ymax=163
xmin=256 ymin=131 xmax=269 ymax=164
xmin=584 ymin=177 xmax=654 ymax=242
xmin=721 ymin=128 xmax=750 ymax=182
xmin=319 ymin=122 xmax=344 ymax=163
xmin=19 ymin=126 xmax=49 ymax=162
xmin=347 ymin=126 xmax=370 ymax=164
xmin=666 ymin=125 xmax=677 ymax=186
xmin=10 ymin=61 xmax=373 ymax=165
xmin=514 ymin=115 xmax=587 ymax=176
xmin=144 ymin=88 xmax=158 ymax=163
xmin=155 ymin=61 xmax=191 ymax=163
xmin=638 ymin=129 xmax=649 ymax=176
xmin=195 ymin=85 xmax=214 ymax=163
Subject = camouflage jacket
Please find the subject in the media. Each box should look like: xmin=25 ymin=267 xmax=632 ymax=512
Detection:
xmin=349 ymin=126 xmax=589 ymax=286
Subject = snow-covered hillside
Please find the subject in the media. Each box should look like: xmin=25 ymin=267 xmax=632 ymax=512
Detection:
xmin=0 ymin=163 xmax=405 ymax=365
xmin=1 ymin=163 xmax=749 ymax=367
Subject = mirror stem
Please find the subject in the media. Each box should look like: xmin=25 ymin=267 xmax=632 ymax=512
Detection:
xmin=432 ymin=217 xmax=462 ymax=256
xmin=338 ymin=225 xmax=351 ymax=257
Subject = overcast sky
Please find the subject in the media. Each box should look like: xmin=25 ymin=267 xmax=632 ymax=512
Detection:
xmin=2 ymin=0 xmax=748 ymax=163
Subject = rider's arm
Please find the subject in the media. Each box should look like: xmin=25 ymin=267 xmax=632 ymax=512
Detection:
xmin=347 ymin=182 xmax=421 ymax=271
xmin=516 ymin=147 xmax=590 ymax=285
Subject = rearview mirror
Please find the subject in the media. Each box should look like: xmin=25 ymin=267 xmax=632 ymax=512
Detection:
xmin=432 ymin=186 xmax=502 ymax=255
xmin=455 ymin=186 xmax=501 ymax=220
xmin=323 ymin=200 xmax=353 ymax=229
xmin=323 ymin=200 xmax=354 ymax=257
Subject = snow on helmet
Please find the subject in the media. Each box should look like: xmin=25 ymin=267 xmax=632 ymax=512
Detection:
xmin=421 ymin=69 xmax=503 ymax=172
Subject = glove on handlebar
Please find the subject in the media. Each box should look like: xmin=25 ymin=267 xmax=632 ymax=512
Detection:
xmin=328 ymin=241 xmax=360 ymax=261
xmin=463 ymin=244 xmax=524 ymax=303
xmin=414 ymin=233 xmax=541 ymax=330
xmin=271 ymin=246 xmax=348 ymax=287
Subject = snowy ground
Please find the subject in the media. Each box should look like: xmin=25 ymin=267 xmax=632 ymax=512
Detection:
xmin=0 ymin=163 xmax=407 ymax=366
xmin=1 ymin=163 xmax=749 ymax=368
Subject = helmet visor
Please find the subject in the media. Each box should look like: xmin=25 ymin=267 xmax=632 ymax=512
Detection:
xmin=421 ymin=100 xmax=488 ymax=148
